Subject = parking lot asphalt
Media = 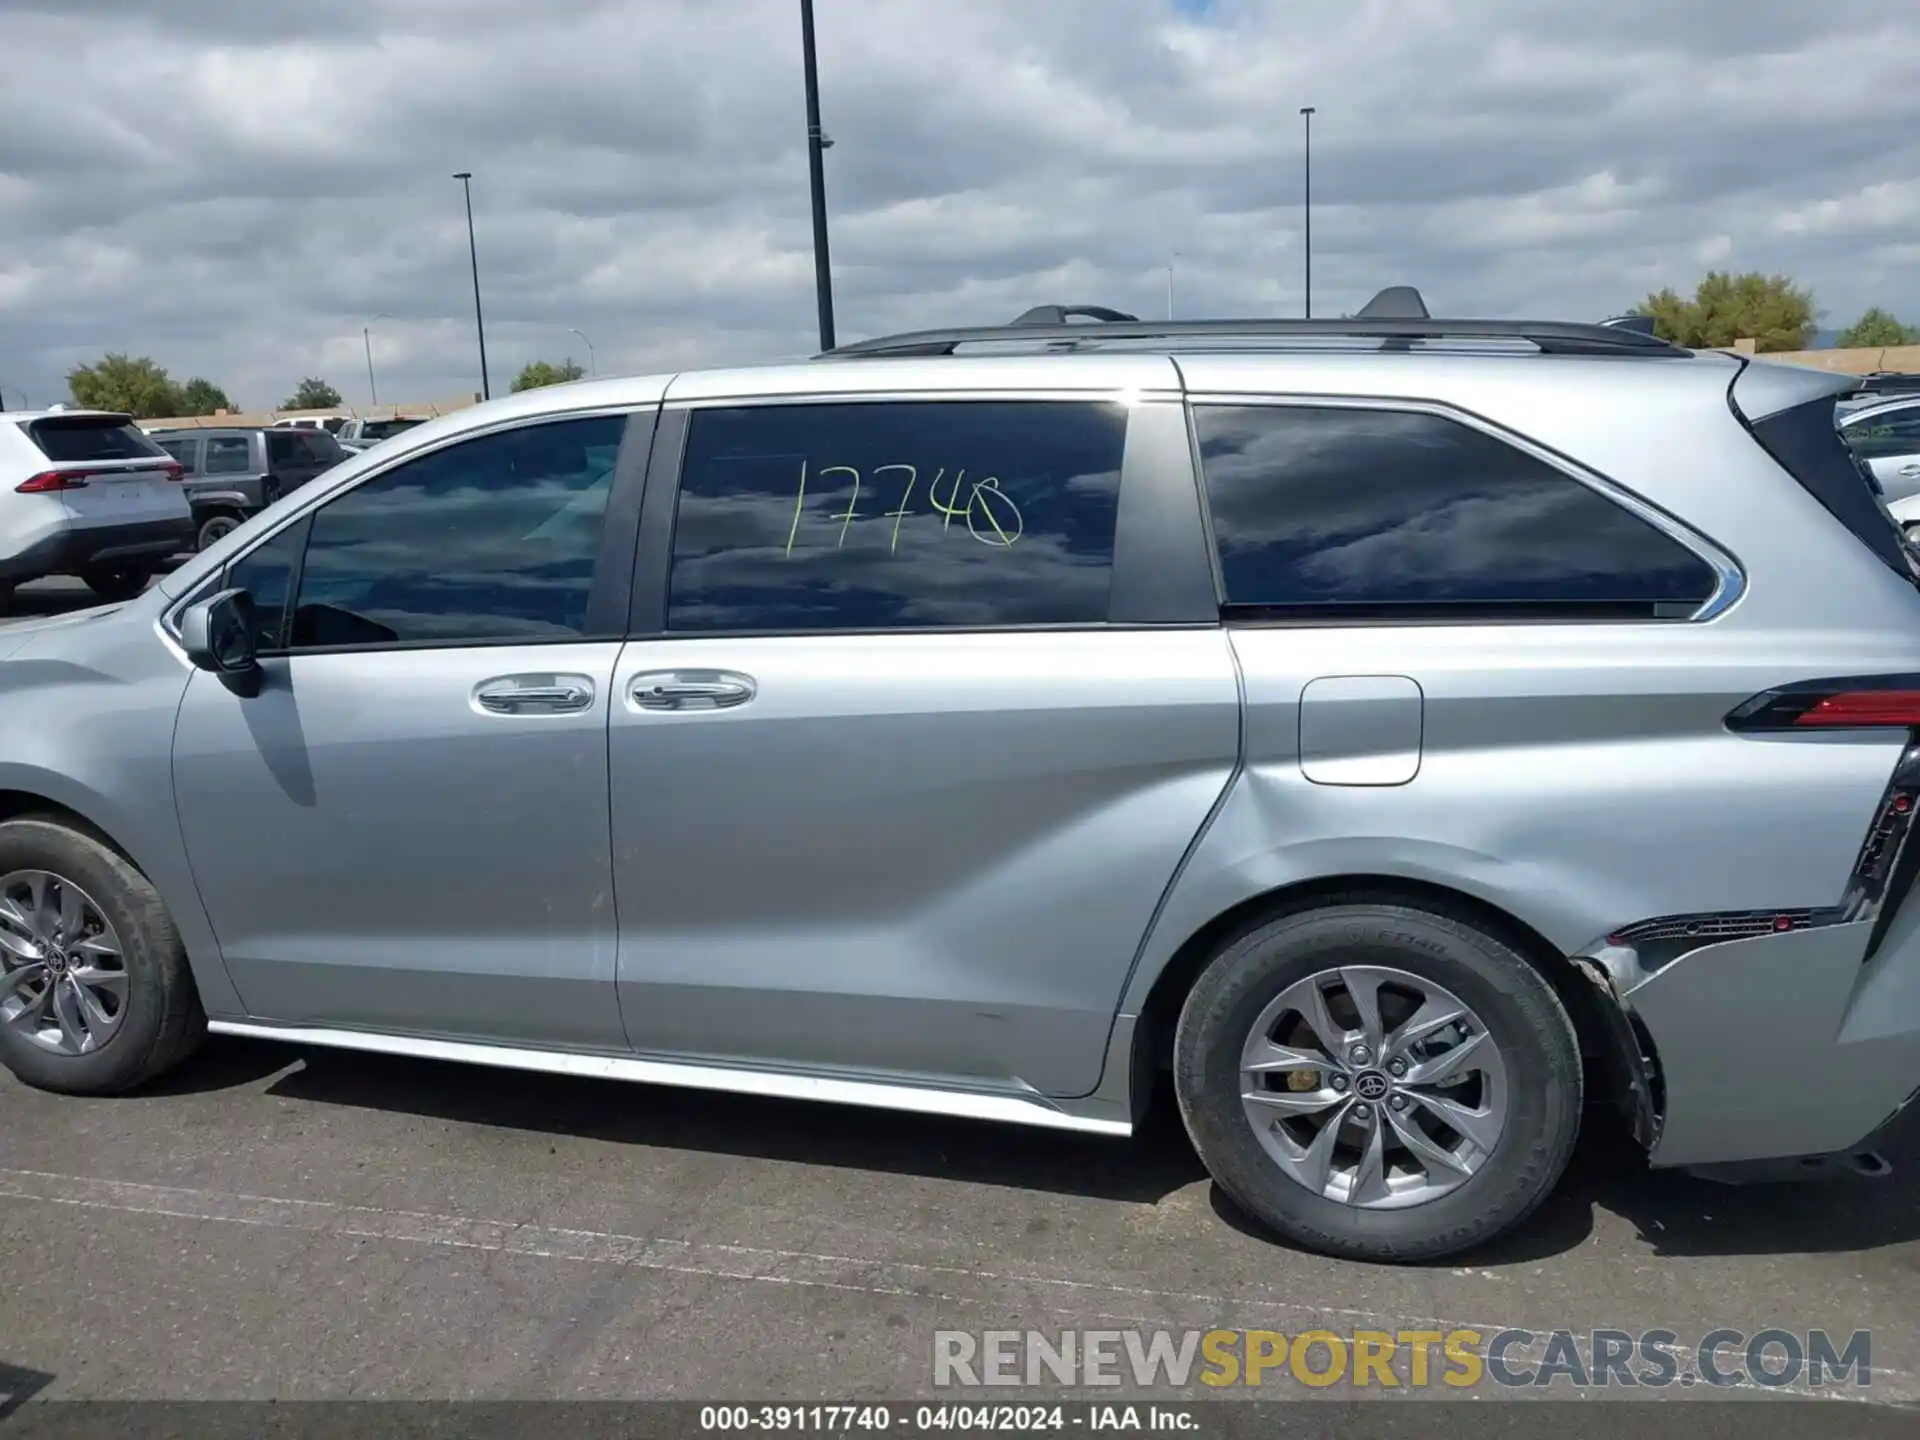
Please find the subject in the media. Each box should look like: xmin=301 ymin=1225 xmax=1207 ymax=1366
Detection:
xmin=3 ymin=577 xmax=1919 ymax=1413
xmin=2 ymin=1037 xmax=1919 ymax=1407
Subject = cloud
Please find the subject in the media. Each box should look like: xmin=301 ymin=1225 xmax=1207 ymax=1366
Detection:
xmin=1 ymin=0 xmax=1917 ymax=410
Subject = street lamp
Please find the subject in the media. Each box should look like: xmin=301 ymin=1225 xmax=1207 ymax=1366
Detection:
xmin=569 ymin=328 xmax=596 ymax=377
xmin=363 ymin=313 xmax=392 ymax=408
xmin=1300 ymin=106 xmax=1316 ymax=320
xmin=800 ymin=0 xmax=836 ymax=351
xmin=1166 ymin=251 xmax=1181 ymax=321
xmin=452 ymin=172 xmax=491 ymax=399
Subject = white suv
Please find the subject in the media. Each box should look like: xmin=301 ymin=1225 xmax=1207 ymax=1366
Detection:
xmin=0 ymin=409 xmax=195 ymax=610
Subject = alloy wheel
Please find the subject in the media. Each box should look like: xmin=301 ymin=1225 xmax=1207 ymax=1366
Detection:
xmin=0 ymin=870 xmax=129 ymax=1055
xmin=1239 ymin=965 xmax=1507 ymax=1209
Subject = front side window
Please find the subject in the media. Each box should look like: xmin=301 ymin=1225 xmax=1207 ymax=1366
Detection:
xmin=223 ymin=519 xmax=306 ymax=651
xmin=1194 ymin=404 xmax=1720 ymax=619
xmin=666 ymin=401 xmax=1126 ymax=632
xmin=281 ymin=414 xmax=625 ymax=649
xmin=203 ymin=437 xmax=252 ymax=475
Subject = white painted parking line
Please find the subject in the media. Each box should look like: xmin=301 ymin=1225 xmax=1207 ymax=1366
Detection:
xmin=0 ymin=1166 xmax=1906 ymax=1402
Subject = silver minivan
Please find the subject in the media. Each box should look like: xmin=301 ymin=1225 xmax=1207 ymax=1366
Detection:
xmin=4 ymin=299 xmax=1920 ymax=1261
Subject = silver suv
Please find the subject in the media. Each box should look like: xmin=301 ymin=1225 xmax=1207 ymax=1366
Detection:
xmin=4 ymin=293 xmax=1919 ymax=1262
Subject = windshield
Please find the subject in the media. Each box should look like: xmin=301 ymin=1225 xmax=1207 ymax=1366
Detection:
xmin=363 ymin=419 xmax=425 ymax=440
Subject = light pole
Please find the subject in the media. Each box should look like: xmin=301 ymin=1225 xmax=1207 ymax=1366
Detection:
xmin=1166 ymin=251 xmax=1181 ymax=321
xmin=800 ymin=0 xmax=836 ymax=351
xmin=569 ymin=328 xmax=596 ymax=376
xmin=452 ymin=172 xmax=491 ymax=399
xmin=363 ymin=313 xmax=392 ymax=408
xmin=1300 ymin=106 xmax=1316 ymax=320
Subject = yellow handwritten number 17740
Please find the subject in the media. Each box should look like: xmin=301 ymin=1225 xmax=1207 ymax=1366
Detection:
xmin=784 ymin=462 xmax=1024 ymax=556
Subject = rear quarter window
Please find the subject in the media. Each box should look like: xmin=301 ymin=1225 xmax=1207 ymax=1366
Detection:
xmin=1193 ymin=403 xmax=1721 ymax=620
xmin=27 ymin=417 xmax=166 ymax=463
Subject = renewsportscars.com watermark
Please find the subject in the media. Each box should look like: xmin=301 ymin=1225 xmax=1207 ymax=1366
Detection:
xmin=932 ymin=1327 xmax=1874 ymax=1391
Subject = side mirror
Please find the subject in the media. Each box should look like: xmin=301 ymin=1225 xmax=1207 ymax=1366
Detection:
xmin=179 ymin=587 xmax=263 ymax=697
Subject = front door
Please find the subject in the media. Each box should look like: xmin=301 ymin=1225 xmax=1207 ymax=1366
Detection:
xmin=173 ymin=411 xmax=643 ymax=1049
xmin=607 ymin=396 xmax=1240 ymax=1097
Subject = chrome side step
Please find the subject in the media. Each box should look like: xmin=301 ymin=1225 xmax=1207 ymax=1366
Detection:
xmin=206 ymin=1020 xmax=1135 ymax=1137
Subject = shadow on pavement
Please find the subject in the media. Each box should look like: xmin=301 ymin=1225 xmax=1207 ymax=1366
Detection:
xmin=163 ymin=1035 xmax=1920 ymax=1263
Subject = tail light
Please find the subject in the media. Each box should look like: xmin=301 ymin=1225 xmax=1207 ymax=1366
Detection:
xmin=16 ymin=469 xmax=89 ymax=492
xmin=1727 ymin=676 xmax=1920 ymax=731
xmin=16 ymin=461 xmax=183 ymax=492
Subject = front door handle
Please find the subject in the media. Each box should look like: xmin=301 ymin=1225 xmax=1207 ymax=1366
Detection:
xmin=1899 ymin=463 xmax=1920 ymax=479
xmin=630 ymin=669 xmax=757 ymax=711
xmin=473 ymin=674 xmax=596 ymax=716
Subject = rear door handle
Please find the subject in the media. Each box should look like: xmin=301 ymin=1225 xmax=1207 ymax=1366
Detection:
xmin=630 ymin=669 xmax=757 ymax=711
xmin=473 ymin=674 xmax=596 ymax=716
xmin=1899 ymin=463 xmax=1920 ymax=478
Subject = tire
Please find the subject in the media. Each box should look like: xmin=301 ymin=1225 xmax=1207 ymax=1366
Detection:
xmin=0 ymin=818 xmax=205 ymax=1094
xmin=196 ymin=512 xmax=243 ymax=551
xmin=1173 ymin=899 xmax=1581 ymax=1262
xmin=79 ymin=565 xmax=152 ymax=602
xmin=0 ymin=582 xmax=13 ymax=616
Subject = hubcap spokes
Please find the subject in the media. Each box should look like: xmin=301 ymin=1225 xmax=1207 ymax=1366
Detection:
xmin=0 ymin=870 xmax=128 ymax=1056
xmin=1240 ymin=965 xmax=1507 ymax=1210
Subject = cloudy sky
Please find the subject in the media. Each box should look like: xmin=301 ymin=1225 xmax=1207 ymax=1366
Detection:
xmin=2 ymin=0 xmax=1917 ymax=411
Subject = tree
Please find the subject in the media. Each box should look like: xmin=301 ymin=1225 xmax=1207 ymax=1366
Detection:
xmin=178 ymin=377 xmax=232 ymax=415
xmin=283 ymin=377 xmax=343 ymax=409
xmin=66 ymin=354 xmax=185 ymax=418
xmin=1838 ymin=308 xmax=1919 ymax=349
xmin=1636 ymin=271 xmax=1816 ymax=353
xmin=512 ymin=359 xmax=586 ymax=392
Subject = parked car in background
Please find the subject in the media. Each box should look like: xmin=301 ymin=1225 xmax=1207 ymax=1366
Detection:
xmin=1840 ymin=396 xmax=1920 ymax=503
xmin=0 ymin=408 xmax=193 ymax=609
xmin=273 ymin=417 xmax=348 ymax=435
xmin=6 ymin=296 xmax=1920 ymax=1264
xmin=337 ymin=416 xmax=427 ymax=452
xmin=151 ymin=426 xmax=348 ymax=550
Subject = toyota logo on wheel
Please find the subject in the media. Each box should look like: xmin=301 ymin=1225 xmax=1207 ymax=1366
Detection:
xmin=1355 ymin=1071 xmax=1391 ymax=1101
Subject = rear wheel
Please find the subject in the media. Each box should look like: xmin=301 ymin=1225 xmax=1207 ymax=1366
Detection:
xmin=79 ymin=565 xmax=152 ymax=602
xmin=196 ymin=512 xmax=244 ymax=551
xmin=0 ymin=819 xmax=205 ymax=1094
xmin=1173 ymin=900 xmax=1581 ymax=1262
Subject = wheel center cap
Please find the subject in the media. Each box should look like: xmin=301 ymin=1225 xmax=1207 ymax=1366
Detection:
xmin=1353 ymin=1069 xmax=1391 ymax=1101
xmin=45 ymin=949 xmax=68 ymax=976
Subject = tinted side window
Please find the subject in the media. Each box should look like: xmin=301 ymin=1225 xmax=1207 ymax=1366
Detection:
xmin=224 ymin=519 xmax=306 ymax=651
xmin=267 ymin=432 xmax=300 ymax=468
xmin=1194 ymin=405 xmax=1720 ymax=618
xmin=287 ymin=414 xmax=624 ymax=648
xmin=667 ymin=401 xmax=1125 ymax=632
xmin=204 ymin=437 xmax=252 ymax=474
xmin=157 ymin=439 xmax=197 ymax=471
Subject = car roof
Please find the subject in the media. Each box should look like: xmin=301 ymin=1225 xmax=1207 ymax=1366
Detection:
xmin=1840 ymin=395 xmax=1920 ymax=424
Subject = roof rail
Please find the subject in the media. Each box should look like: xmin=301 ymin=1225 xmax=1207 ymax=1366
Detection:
xmin=822 ymin=310 xmax=1690 ymax=360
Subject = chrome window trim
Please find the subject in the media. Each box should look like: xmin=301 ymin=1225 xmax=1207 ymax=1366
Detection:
xmin=1184 ymin=390 xmax=1746 ymax=622
xmin=661 ymin=386 xmax=1183 ymax=411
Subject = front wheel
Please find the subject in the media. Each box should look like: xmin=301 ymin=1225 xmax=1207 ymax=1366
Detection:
xmin=1173 ymin=901 xmax=1582 ymax=1262
xmin=0 ymin=818 xmax=205 ymax=1094
xmin=79 ymin=565 xmax=152 ymax=602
